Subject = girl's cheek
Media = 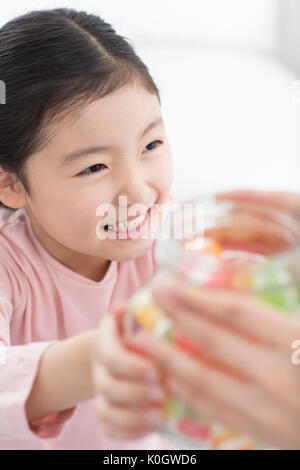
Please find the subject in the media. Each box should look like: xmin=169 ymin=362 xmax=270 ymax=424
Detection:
xmin=161 ymin=159 xmax=174 ymax=192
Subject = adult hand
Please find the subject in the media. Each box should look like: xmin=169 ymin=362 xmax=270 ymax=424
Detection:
xmin=216 ymin=188 xmax=300 ymax=220
xmin=131 ymin=280 xmax=300 ymax=450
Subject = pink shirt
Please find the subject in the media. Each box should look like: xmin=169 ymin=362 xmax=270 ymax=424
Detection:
xmin=0 ymin=205 xmax=178 ymax=450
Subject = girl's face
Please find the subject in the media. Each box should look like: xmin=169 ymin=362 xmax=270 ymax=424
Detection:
xmin=23 ymin=81 xmax=174 ymax=281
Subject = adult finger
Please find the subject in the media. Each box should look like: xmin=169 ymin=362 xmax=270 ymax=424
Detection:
xmin=165 ymin=378 xmax=275 ymax=449
xmin=216 ymin=189 xmax=300 ymax=219
xmin=166 ymin=378 xmax=300 ymax=450
xmin=205 ymin=211 xmax=296 ymax=253
xmin=149 ymin=291 xmax=300 ymax=404
xmin=151 ymin=281 xmax=300 ymax=353
xmin=132 ymin=329 xmax=300 ymax=419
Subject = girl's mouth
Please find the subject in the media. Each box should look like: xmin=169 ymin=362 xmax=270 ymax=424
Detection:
xmin=103 ymin=207 xmax=152 ymax=241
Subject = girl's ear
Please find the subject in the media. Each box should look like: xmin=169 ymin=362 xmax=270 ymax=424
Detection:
xmin=0 ymin=167 xmax=27 ymax=209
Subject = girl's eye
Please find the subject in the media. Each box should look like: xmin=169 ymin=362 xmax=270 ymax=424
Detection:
xmin=77 ymin=140 xmax=163 ymax=176
xmin=78 ymin=163 xmax=107 ymax=176
xmin=143 ymin=140 xmax=163 ymax=153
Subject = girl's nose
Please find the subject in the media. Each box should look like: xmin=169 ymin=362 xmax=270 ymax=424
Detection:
xmin=117 ymin=170 xmax=150 ymax=211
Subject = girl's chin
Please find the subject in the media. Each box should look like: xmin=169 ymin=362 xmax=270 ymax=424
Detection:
xmin=107 ymin=238 xmax=154 ymax=261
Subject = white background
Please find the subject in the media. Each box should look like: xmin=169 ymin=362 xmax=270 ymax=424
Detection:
xmin=2 ymin=0 xmax=300 ymax=201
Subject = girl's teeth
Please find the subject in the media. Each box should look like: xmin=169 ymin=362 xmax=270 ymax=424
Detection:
xmin=107 ymin=211 xmax=147 ymax=232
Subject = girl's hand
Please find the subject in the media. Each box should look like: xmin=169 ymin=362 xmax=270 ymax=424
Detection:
xmin=133 ymin=280 xmax=300 ymax=449
xmin=89 ymin=302 xmax=167 ymax=441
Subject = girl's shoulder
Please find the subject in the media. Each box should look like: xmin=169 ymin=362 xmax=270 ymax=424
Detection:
xmin=0 ymin=207 xmax=27 ymax=233
xmin=0 ymin=209 xmax=27 ymax=307
xmin=0 ymin=207 xmax=29 ymax=254
xmin=0 ymin=207 xmax=36 ymax=286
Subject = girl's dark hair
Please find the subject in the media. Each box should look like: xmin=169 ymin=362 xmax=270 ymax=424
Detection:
xmin=0 ymin=8 xmax=161 ymax=210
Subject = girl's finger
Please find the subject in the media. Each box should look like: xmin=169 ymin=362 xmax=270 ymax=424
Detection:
xmin=94 ymin=394 xmax=165 ymax=431
xmin=93 ymin=364 xmax=167 ymax=406
xmin=216 ymin=189 xmax=300 ymax=219
xmin=96 ymin=314 xmax=163 ymax=382
xmin=110 ymin=301 xmax=129 ymax=336
xmin=151 ymin=282 xmax=300 ymax=353
xmin=100 ymin=420 xmax=157 ymax=442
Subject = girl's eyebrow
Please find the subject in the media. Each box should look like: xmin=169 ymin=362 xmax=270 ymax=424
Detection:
xmin=58 ymin=117 xmax=163 ymax=168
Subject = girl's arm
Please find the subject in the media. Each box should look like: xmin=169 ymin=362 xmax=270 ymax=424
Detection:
xmin=25 ymin=329 xmax=96 ymax=423
xmin=0 ymin=300 xmax=170 ymax=445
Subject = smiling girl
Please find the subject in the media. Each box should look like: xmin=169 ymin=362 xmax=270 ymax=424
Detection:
xmin=0 ymin=7 xmax=175 ymax=450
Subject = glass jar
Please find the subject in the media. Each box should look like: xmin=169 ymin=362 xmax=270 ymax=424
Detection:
xmin=123 ymin=193 xmax=300 ymax=450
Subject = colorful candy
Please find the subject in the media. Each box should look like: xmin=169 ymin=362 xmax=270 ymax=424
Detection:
xmin=234 ymin=263 xmax=300 ymax=317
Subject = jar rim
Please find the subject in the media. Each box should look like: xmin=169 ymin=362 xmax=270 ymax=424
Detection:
xmin=154 ymin=192 xmax=300 ymax=289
